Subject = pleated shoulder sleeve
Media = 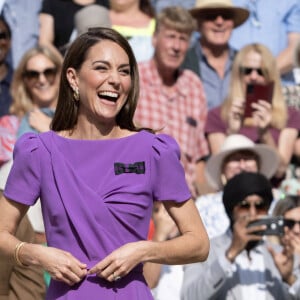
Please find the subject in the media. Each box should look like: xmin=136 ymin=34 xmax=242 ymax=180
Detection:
xmin=4 ymin=133 xmax=41 ymax=206
xmin=151 ymin=133 xmax=191 ymax=202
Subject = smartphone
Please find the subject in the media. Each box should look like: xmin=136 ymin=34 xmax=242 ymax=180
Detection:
xmin=247 ymin=216 xmax=285 ymax=236
xmin=244 ymin=81 xmax=274 ymax=119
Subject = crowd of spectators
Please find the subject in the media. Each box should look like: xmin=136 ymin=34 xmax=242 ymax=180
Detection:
xmin=0 ymin=0 xmax=300 ymax=299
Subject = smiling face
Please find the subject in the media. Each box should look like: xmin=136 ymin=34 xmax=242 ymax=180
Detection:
xmin=67 ymin=40 xmax=131 ymax=126
xmin=152 ymin=24 xmax=191 ymax=71
xmin=199 ymin=11 xmax=234 ymax=47
xmin=23 ymin=53 xmax=59 ymax=108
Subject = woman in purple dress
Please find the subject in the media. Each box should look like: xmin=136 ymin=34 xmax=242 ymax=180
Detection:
xmin=0 ymin=27 xmax=209 ymax=299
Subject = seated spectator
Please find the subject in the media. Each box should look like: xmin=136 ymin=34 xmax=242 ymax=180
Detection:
xmin=134 ymin=5 xmax=208 ymax=198
xmin=182 ymin=0 xmax=249 ymax=109
xmin=196 ymin=133 xmax=279 ymax=238
xmin=110 ymin=0 xmax=156 ymax=62
xmin=11 ymin=46 xmax=62 ymax=138
xmin=0 ymin=45 xmax=62 ymax=166
xmin=0 ymin=15 xmax=13 ymax=117
xmin=39 ymin=0 xmax=109 ymax=56
xmin=182 ymin=172 xmax=300 ymax=300
xmin=1 ymin=0 xmax=41 ymax=69
xmin=272 ymin=195 xmax=300 ymax=258
xmin=230 ymin=0 xmax=300 ymax=86
xmin=206 ymin=43 xmax=300 ymax=181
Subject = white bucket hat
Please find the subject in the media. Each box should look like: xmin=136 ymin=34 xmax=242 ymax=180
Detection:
xmin=190 ymin=0 xmax=249 ymax=28
xmin=205 ymin=134 xmax=279 ymax=190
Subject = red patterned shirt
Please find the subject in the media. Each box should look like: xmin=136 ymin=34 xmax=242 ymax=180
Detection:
xmin=135 ymin=59 xmax=208 ymax=197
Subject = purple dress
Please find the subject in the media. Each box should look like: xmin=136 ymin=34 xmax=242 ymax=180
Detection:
xmin=4 ymin=130 xmax=191 ymax=299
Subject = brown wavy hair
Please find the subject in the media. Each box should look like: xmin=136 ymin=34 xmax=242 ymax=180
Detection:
xmin=51 ymin=27 xmax=143 ymax=132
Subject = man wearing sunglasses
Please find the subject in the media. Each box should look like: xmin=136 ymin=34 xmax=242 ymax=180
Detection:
xmin=230 ymin=0 xmax=300 ymax=86
xmin=182 ymin=0 xmax=249 ymax=109
xmin=182 ymin=172 xmax=300 ymax=300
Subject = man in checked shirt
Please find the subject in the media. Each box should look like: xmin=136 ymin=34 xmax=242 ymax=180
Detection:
xmin=134 ymin=6 xmax=209 ymax=199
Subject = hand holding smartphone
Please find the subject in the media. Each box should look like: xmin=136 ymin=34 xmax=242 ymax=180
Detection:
xmin=244 ymin=81 xmax=274 ymax=120
xmin=247 ymin=216 xmax=285 ymax=236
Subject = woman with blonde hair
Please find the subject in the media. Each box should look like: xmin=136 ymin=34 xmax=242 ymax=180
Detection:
xmin=0 ymin=45 xmax=62 ymax=165
xmin=10 ymin=45 xmax=62 ymax=137
xmin=205 ymin=43 xmax=300 ymax=180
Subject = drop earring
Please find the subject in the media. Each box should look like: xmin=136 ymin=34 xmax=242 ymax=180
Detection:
xmin=73 ymin=87 xmax=80 ymax=102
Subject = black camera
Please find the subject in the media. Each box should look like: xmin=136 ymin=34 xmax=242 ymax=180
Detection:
xmin=247 ymin=216 xmax=285 ymax=236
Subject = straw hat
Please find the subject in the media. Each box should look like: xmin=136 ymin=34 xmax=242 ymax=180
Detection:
xmin=205 ymin=134 xmax=279 ymax=190
xmin=74 ymin=4 xmax=111 ymax=36
xmin=190 ymin=0 xmax=249 ymax=28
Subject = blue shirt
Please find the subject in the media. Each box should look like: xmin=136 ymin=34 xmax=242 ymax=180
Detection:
xmin=2 ymin=0 xmax=41 ymax=69
xmin=193 ymin=40 xmax=236 ymax=109
xmin=17 ymin=107 xmax=55 ymax=138
xmin=230 ymin=0 xmax=300 ymax=86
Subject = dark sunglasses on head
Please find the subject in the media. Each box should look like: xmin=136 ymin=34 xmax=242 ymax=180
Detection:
xmin=240 ymin=67 xmax=265 ymax=76
xmin=23 ymin=68 xmax=58 ymax=83
xmin=0 ymin=31 xmax=10 ymax=40
xmin=284 ymin=218 xmax=300 ymax=229
xmin=237 ymin=200 xmax=267 ymax=211
xmin=203 ymin=11 xmax=234 ymax=21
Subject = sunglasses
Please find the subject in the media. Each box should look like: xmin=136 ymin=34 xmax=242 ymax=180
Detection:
xmin=0 ymin=31 xmax=10 ymax=40
xmin=203 ymin=11 xmax=234 ymax=21
xmin=240 ymin=67 xmax=265 ymax=76
xmin=284 ymin=218 xmax=300 ymax=229
xmin=237 ymin=200 xmax=268 ymax=211
xmin=23 ymin=68 xmax=58 ymax=83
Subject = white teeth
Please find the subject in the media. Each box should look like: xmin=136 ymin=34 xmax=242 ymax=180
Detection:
xmin=99 ymin=91 xmax=118 ymax=98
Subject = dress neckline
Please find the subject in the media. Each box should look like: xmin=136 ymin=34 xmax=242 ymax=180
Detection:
xmin=50 ymin=129 xmax=146 ymax=142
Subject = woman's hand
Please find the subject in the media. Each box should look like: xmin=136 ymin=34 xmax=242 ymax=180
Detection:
xmin=34 ymin=245 xmax=88 ymax=286
xmin=88 ymin=241 xmax=148 ymax=282
xmin=227 ymin=98 xmax=244 ymax=134
xmin=251 ymin=100 xmax=272 ymax=132
xmin=28 ymin=108 xmax=52 ymax=133
xmin=268 ymin=232 xmax=295 ymax=285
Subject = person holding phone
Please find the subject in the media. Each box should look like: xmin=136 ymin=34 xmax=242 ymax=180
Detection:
xmin=272 ymin=195 xmax=300 ymax=258
xmin=205 ymin=43 xmax=300 ymax=181
xmin=181 ymin=172 xmax=300 ymax=300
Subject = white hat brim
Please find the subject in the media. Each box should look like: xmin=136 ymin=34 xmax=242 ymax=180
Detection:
xmin=205 ymin=144 xmax=279 ymax=190
xmin=190 ymin=7 xmax=249 ymax=28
